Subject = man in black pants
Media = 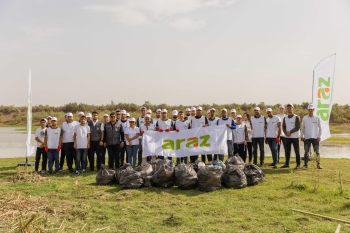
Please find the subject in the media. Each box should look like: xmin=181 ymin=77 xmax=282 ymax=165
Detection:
xmin=59 ymin=114 xmax=67 ymax=170
xmin=103 ymin=112 xmax=125 ymax=169
xmin=281 ymin=104 xmax=301 ymax=169
xmin=34 ymin=118 xmax=47 ymax=173
xmin=100 ymin=114 xmax=109 ymax=166
xmin=136 ymin=106 xmax=147 ymax=166
xmin=88 ymin=111 xmax=104 ymax=171
xmin=250 ymin=107 xmax=267 ymax=166
xmin=277 ymin=105 xmax=287 ymax=163
xmin=119 ymin=110 xmax=129 ymax=165
xmin=61 ymin=112 xmax=79 ymax=173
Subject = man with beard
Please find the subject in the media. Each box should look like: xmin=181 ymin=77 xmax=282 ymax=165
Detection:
xmin=277 ymin=105 xmax=287 ymax=163
xmin=184 ymin=108 xmax=191 ymax=121
xmin=207 ymin=108 xmax=219 ymax=162
xmin=216 ymin=108 xmax=235 ymax=161
xmin=250 ymin=107 xmax=267 ymax=166
xmin=87 ymin=111 xmax=104 ymax=171
xmin=119 ymin=110 xmax=130 ymax=165
xmin=136 ymin=106 xmax=147 ymax=166
xmin=190 ymin=106 xmax=208 ymax=163
xmin=265 ymin=108 xmax=282 ymax=168
xmin=61 ymin=112 xmax=79 ymax=173
xmin=156 ymin=109 xmax=174 ymax=160
xmin=173 ymin=110 xmax=191 ymax=164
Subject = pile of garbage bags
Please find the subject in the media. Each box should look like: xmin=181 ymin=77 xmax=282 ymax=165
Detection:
xmin=96 ymin=164 xmax=116 ymax=185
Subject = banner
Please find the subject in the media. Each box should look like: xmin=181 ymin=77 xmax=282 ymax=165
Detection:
xmin=312 ymin=53 xmax=336 ymax=141
xmin=142 ymin=125 xmax=227 ymax=158
xmin=26 ymin=69 xmax=36 ymax=157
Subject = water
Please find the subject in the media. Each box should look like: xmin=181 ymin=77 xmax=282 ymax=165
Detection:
xmin=0 ymin=127 xmax=349 ymax=159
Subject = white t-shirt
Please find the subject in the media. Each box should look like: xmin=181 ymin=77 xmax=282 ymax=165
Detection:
xmin=140 ymin=124 xmax=156 ymax=141
xmin=35 ymin=127 xmax=46 ymax=147
xmin=46 ymin=127 xmax=61 ymax=149
xmin=266 ymin=116 xmax=281 ymax=138
xmin=251 ymin=115 xmax=266 ymax=138
xmin=233 ymin=124 xmax=246 ymax=143
xmin=301 ymin=115 xmax=322 ymax=139
xmin=74 ymin=124 xmax=90 ymax=149
xmin=173 ymin=120 xmax=190 ymax=130
xmin=156 ymin=119 xmax=173 ymax=130
xmin=217 ymin=117 xmax=233 ymax=141
xmin=125 ymin=127 xmax=140 ymax=146
xmin=61 ymin=121 xmax=79 ymax=143
xmin=208 ymin=117 xmax=219 ymax=126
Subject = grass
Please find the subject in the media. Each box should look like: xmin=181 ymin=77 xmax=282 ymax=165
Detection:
xmin=1 ymin=157 xmax=350 ymax=232
xmin=321 ymin=137 xmax=350 ymax=146
xmin=330 ymin=124 xmax=350 ymax=134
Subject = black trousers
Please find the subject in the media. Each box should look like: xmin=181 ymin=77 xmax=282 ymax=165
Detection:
xmin=246 ymin=142 xmax=253 ymax=163
xmin=213 ymin=154 xmax=224 ymax=161
xmin=285 ymin=138 xmax=301 ymax=166
xmin=63 ymin=142 xmax=76 ymax=171
xmin=277 ymin=136 xmax=286 ymax=163
xmin=89 ymin=141 xmax=101 ymax=171
xmin=252 ymin=138 xmax=265 ymax=165
xmin=235 ymin=143 xmax=247 ymax=163
xmin=107 ymin=144 xmax=121 ymax=169
xmin=120 ymin=141 xmax=127 ymax=165
xmin=100 ymin=145 xmax=106 ymax=166
xmin=206 ymin=155 xmax=213 ymax=162
xmin=137 ymin=139 xmax=142 ymax=166
xmin=35 ymin=147 xmax=47 ymax=171
xmin=59 ymin=144 xmax=66 ymax=169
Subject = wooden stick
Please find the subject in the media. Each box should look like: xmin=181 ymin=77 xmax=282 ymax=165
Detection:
xmin=292 ymin=209 xmax=350 ymax=224
xmin=335 ymin=224 xmax=341 ymax=233
xmin=93 ymin=226 xmax=110 ymax=233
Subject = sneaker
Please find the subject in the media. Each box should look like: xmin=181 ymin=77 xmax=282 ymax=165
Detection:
xmin=302 ymin=165 xmax=308 ymax=169
xmin=68 ymin=170 xmax=74 ymax=173
xmin=59 ymin=167 xmax=63 ymax=170
xmin=294 ymin=165 xmax=300 ymax=170
xmin=317 ymin=164 xmax=323 ymax=169
xmin=268 ymin=163 xmax=274 ymax=166
xmin=260 ymin=162 xmax=264 ymax=166
xmin=41 ymin=170 xmax=46 ymax=174
xmin=75 ymin=171 xmax=79 ymax=175
xmin=56 ymin=171 xmax=59 ymax=175
xmin=280 ymin=164 xmax=289 ymax=168
xmin=273 ymin=165 xmax=278 ymax=169
xmin=34 ymin=171 xmax=38 ymax=174
xmin=82 ymin=169 xmax=85 ymax=173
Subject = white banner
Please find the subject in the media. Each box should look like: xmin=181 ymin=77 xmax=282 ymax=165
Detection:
xmin=26 ymin=69 xmax=36 ymax=157
xmin=142 ymin=125 xmax=227 ymax=158
xmin=312 ymin=54 xmax=336 ymax=141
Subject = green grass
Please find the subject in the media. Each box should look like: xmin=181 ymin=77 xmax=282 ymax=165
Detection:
xmin=1 ymin=158 xmax=350 ymax=232
xmin=330 ymin=124 xmax=350 ymax=134
xmin=322 ymin=137 xmax=350 ymax=146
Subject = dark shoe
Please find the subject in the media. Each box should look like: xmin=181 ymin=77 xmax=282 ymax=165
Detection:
xmin=75 ymin=171 xmax=79 ymax=175
xmin=317 ymin=164 xmax=323 ymax=169
xmin=56 ymin=171 xmax=59 ymax=175
xmin=281 ymin=164 xmax=289 ymax=168
xmin=294 ymin=165 xmax=300 ymax=170
xmin=273 ymin=165 xmax=278 ymax=169
xmin=48 ymin=171 xmax=53 ymax=174
xmin=302 ymin=165 xmax=308 ymax=169
xmin=260 ymin=162 xmax=264 ymax=166
xmin=268 ymin=163 xmax=274 ymax=166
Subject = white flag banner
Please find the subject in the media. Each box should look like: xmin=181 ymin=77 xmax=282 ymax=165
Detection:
xmin=312 ymin=53 xmax=336 ymax=141
xmin=26 ymin=69 xmax=36 ymax=157
xmin=142 ymin=125 xmax=227 ymax=158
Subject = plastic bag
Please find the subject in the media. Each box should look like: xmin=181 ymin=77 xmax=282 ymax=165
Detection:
xmin=119 ymin=165 xmax=144 ymax=189
xmin=152 ymin=160 xmax=175 ymax=188
xmin=243 ymin=164 xmax=265 ymax=186
xmin=197 ymin=165 xmax=223 ymax=192
xmin=210 ymin=160 xmax=226 ymax=172
xmin=96 ymin=164 xmax=116 ymax=185
xmin=116 ymin=163 xmax=130 ymax=184
xmin=225 ymin=155 xmax=245 ymax=170
xmin=175 ymin=163 xmax=198 ymax=190
xmin=135 ymin=162 xmax=154 ymax=187
xmin=222 ymin=164 xmax=247 ymax=189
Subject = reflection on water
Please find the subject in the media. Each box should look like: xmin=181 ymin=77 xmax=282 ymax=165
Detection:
xmin=0 ymin=127 xmax=349 ymax=159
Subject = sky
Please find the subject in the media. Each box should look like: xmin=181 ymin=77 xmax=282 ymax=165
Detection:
xmin=0 ymin=0 xmax=349 ymax=107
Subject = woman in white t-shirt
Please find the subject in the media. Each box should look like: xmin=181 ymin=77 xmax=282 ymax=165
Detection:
xmin=125 ymin=118 xmax=140 ymax=167
xmin=243 ymin=112 xmax=253 ymax=163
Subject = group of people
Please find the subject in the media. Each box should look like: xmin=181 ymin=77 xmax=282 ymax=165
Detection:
xmin=34 ymin=103 xmax=323 ymax=174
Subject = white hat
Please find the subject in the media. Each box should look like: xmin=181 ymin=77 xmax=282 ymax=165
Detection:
xmin=207 ymin=109 xmax=211 ymax=114
xmin=161 ymin=109 xmax=167 ymax=113
xmin=78 ymin=111 xmax=84 ymax=115
xmin=140 ymin=106 xmax=146 ymax=110
xmin=211 ymin=108 xmax=216 ymax=111
xmin=66 ymin=112 xmax=73 ymax=117
xmin=129 ymin=117 xmax=136 ymax=122
xmin=41 ymin=118 xmax=48 ymax=122
xmin=121 ymin=110 xmax=127 ymax=114
xmin=279 ymin=105 xmax=285 ymax=109
xmin=103 ymin=114 xmax=109 ymax=117
xmin=185 ymin=108 xmax=191 ymax=112
xmin=196 ymin=106 xmax=202 ymax=110
xmin=266 ymin=108 xmax=272 ymax=112
xmin=236 ymin=114 xmax=242 ymax=118
xmin=286 ymin=103 xmax=294 ymax=108
xmin=190 ymin=107 xmax=196 ymax=111
xmin=221 ymin=108 xmax=227 ymax=112
xmin=126 ymin=113 xmax=130 ymax=117
xmin=86 ymin=113 xmax=92 ymax=117
xmin=147 ymin=109 xmax=152 ymax=114
xmin=51 ymin=117 xmax=57 ymax=121
xmin=115 ymin=109 xmax=120 ymax=112
xmin=231 ymin=109 xmax=236 ymax=113
xmin=47 ymin=116 xmax=52 ymax=119
xmin=308 ymin=104 xmax=314 ymax=109
xmin=172 ymin=110 xmax=178 ymax=115
xmin=145 ymin=114 xmax=151 ymax=118
xmin=156 ymin=109 xmax=161 ymax=112
xmin=254 ymin=107 xmax=260 ymax=111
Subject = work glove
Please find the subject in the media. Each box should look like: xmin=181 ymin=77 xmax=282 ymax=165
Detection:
xmin=276 ymin=137 xmax=280 ymax=143
xmin=159 ymin=128 xmax=163 ymax=132
xmin=176 ymin=128 xmax=180 ymax=132
xmin=165 ymin=129 xmax=170 ymax=132
xmin=57 ymin=146 xmax=61 ymax=152
xmin=44 ymin=146 xmax=48 ymax=152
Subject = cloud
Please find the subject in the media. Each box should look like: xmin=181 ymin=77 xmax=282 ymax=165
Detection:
xmin=22 ymin=27 xmax=64 ymax=42
xmin=226 ymin=0 xmax=236 ymax=6
xmin=0 ymin=41 xmax=27 ymax=50
xmin=170 ymin=18 xmax=206 ymax=31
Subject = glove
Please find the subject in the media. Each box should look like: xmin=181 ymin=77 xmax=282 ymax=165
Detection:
xmin=176 ymin=128 xmax=179 ymax=132
xmin=57 ymin=146 xmax=61 ymax=152
xmin=159 ymin=128 xmax=163 ymax=132
xmin=44 ymin=146 xmax=48 ymax=152
xmin=276 ymin=137 xmax=280 ymax=143
xmin=165 ymin=129 xmax=170 ymax=132
xmin=141 ymin=130 xmax=145 ymax=135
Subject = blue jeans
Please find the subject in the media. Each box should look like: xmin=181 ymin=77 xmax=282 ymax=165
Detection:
xmin=76 ymin=149 xmax=88 ymax=171
xmin=266 ymin=138 xmax=278 ymax=165
xmin=127 ymin=145 xmax=138 ymax=167
xmin=304 ymin=138 xmax=320 ymax=166
xmin=47 ymin=149 xmax=59 ymax=172
xmin=217 ymin=140 xmax=233 ymax=161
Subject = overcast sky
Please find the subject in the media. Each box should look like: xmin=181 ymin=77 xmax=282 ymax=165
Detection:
xmin=0 ymin=0 xmax=349 ymax=107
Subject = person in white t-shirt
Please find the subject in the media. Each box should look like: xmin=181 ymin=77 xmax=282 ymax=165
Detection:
xmin=184 ymin=108 xmax=191 ymax=121
xmin=207 ymin=108 xmax=219 ymax=162
xmin=243 ymin=112 xmax=253 ymax=163
xmin=61 ymin=112 xmax=79 ymax=173
xmin=173 ymin=110 xmax=191 ymax=164
xmin=216 ymin=108 xmax=235 ymax=161
xmin=172 ymin=110 xmax=178 ymax=124
xmin=139 ymin=114 xmax=156 ymax=164
xmin=250 ymin=107 xmax=267 ymax=166
xmin=125 ymin=118 xmax=140 ymax=167
xmin=265 ymin=108 xmax=282 ymax=168
xmin=153 ymin=109 xmax=161 ymax=124
xmin=190 ymin=106 xmax=209 ymax=163
xmin=277 ymin=105 xmax=287 ymax=163
xmin=301 ymin=104 xmax=322 ymax=169
xmin=233 ymin=115 xmax=248 ymax=162
xmin=156 ymin=109 xmax=174 ymax=160
xmin=136 ymin=106 xmax=147 ymax=166
xmin=34 ymin=118 xmax=47 ymax=173
xmin=119 ymin=110 xmax=129 ymax=165
xmin=74 ymin=115 xmax=91 ymax=174
xmin=44 ymin=117 xmax=62 ymax=174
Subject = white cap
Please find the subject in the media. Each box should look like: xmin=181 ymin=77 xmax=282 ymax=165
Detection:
xmin=51 ymin=117 xmax=57 ymax=121
xmin=221 ymin=108 xmax=227 ymax=112
xmin=185 ymin=108 xmax=191 ymax=112
xmin=78 ymin=111 xmax=84 ymax=115
xmin=207 ymin=109 xmax=211 ymax=114
xmin=147 ymin=109 xmax=152 ymax=114
xmin=140 ymin=106 xmax=146 ymax=110
xmin=129 ymin=117 xmax=136 ymax=122
xmin=47 ymin=116 xmax=52 ymax=119
xmin=308 ymin=104 xmax=314 ymax=109
xmin=66 ymin=112 xmax=73 ymax=117
xmin=161 ymin=109 xmax=167 ymax=113
xmin=231 ymin=109 xmax=236 ymax=113
xmin=286 ymin=103 xmax=294 ymax=108
xmin=126 ymin=113 xmax=130 ymax=117
xmin=172 ymin=110 xmax=178 ymax=115
xmin=145 ymin=114 xmax=151 ymax=118
xmin=236 ymin=114 xmax=242 ymax=118
xmin=115 ymin=109 xmax=120 ymax=112
xmin=266 ymin=108 xmax=272 ymax=112
xmin=103 ymin=114 xmax=109 ymax=117
xmin=121 ymin=110 xmax=127 ymax=114
xmin=211 ymin=108 xmax=216 ymax=112
xmin=190 ymin=107 xmax=196 ymax=111
xmin=86 ymin=113 xmax=92 ymax=117
xmin=156 ymin=109 xmax=161 ymax=112
xmin=196 ymin=106 xmax=202 ymax=110
xmin=41 ymin=118 xmax=48 ymax=122
xmin=279 ymin=105 xmax=285 ymax=109
xmin=254 ymin=107 xmax=260 ymax=111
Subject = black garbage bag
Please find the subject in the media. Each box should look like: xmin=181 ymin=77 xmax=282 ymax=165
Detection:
xmin=243 ymin=164 xmax=265 ymax=186
xmin=175 ymin=163 xmax=198 ymax=190
xmin=222 ymin=164 xmax=247 ymax=189
xmin=191 ymin=160 xmax=204 ymax=173
xmin=152 ymin=160 xmax=175 ymax=188
xmin=225 ymin=155 xmax=245 ymax=170
xmin=197 ymin=165 xmax=223 ymax=192
xmin=210 ymin=160 xmax=226 ymax=172
xmin=96 ymin=164 xmax=116 ymax=185
xmin=119 ymin=165 xmax=144 ymax=189
xmin=135 ymin=162 xmax=154 ymax=187
xmin=116 ymin=163 xmax=130 ymax=184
